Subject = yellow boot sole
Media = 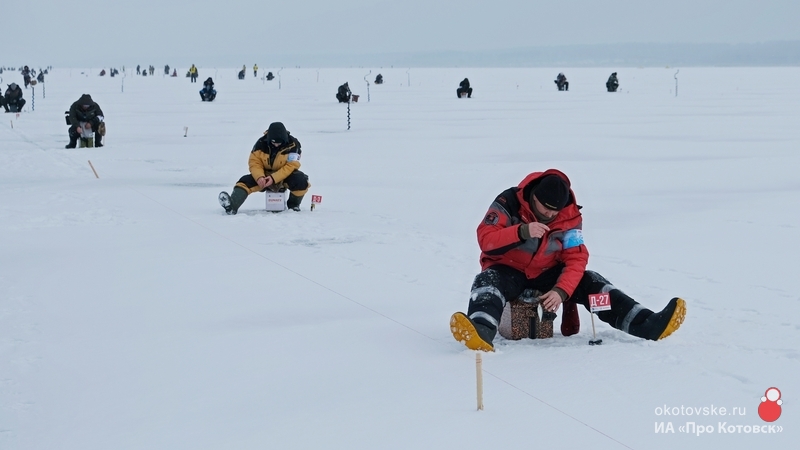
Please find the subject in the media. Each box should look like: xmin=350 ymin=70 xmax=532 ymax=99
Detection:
xmin=657 ymin=298 xmax=686 ymax=340
xmin=450 ymin=312 xmax=494 ymax=352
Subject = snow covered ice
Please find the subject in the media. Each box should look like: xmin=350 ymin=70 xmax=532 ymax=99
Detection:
xmin=1 ymin=67 xmax=798 ymax=449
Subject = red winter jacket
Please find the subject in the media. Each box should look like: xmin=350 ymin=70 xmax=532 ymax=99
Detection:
xmin=478 ymin=169 xmax=589 ymax=298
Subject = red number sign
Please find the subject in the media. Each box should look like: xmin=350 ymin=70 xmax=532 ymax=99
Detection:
xmin=589 ymin=293 xmax=611 ymax=312
xmin=311 ymin=195 xmax=322 ymax=204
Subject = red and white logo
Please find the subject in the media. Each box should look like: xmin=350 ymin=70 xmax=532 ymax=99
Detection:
xmin=311 ymin=195 xmax=322 ymax=204
xmin=758 ymin=387 xmax=782 ymax=422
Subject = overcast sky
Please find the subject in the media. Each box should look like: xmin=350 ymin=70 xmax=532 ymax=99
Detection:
xmin=6 ymin=0 xmax=800 ymax=66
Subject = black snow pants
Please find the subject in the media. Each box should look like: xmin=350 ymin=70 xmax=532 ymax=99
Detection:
xmin=466 ymin=264 xmax=652 ymax=334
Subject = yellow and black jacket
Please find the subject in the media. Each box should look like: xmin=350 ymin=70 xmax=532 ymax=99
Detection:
xmin=234 ymin=122 xmax=310 ymax=196
xmin=247 ymin=135 xmax=302 ymax=184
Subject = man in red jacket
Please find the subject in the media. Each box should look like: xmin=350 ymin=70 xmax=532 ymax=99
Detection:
xmin=450 ymin=169 xmax=685 ymax=351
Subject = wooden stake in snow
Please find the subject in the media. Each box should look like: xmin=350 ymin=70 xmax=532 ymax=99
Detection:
xmin=88 ymin=160 xmax=99 ymax=179
xmin=476 ymin=353 xmax=484 ymax=411
xmin=363 ymin=70 xmax=371 ymax=102
xmin=10 ymin=120 xmax=12 ymax=129
xmin=183 ymin=126 xmax=188 ymax=137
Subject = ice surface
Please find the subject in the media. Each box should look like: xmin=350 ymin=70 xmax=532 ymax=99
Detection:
xmin=1 ymin=66 xmax=797 ymax=449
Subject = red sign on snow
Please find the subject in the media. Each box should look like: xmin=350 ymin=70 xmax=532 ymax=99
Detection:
xmin=589 ymin=293 xmax=611 ymax=312
xmin=311 ymin=195 xmax=322 ymax=204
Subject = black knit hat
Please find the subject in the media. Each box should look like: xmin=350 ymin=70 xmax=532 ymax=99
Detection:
xmin=533 ymin=175 xmax=570 ymax=211
xmin=266 ymin=122 xmax=289 ymax=144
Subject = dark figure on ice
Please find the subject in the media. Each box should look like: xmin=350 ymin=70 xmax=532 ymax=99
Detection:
xmin=266 ymin=71 xmax=274 ymax=81
xmin=172 ymin=69 xmax=178 ymax=77
xmin=336 ymin=82 xmax=351 ymax=103
xmin=200 ymin=77 xmax=217 ymax=102
xmin=136 ymin=65 xmax=141 ymax=75
xmin=189 ymin=64 xmax=198 ymax=83
xmin=606 ymin=72 xmax=619 ymax=92
xmin=374 ymin=74 xmax=383 ymax=84
xmin=2 ymin=83 xmax=26 ymax=112
xmin=238 ymin=68 xmax=246 ymax=80
xmin=21 ymin=66 xmax=32 ymax=88
xmin=37 ymin=71 xmax=45 ymax=83
xmin=457 ymin=78 xmax=472 ymax=98
xmin=450 ymin=169 xmax=686 ymax=351
xmin=253 ymin=64 xmax=258 ymax=77
xmin=555 ymin=72 xmax=569 ymax=91
xmin=218 ymin=122 xmax=310 ymax=215
xmin=65 ymin=94 xmax=105 ymax=148
xmin=164 ymin=65 xmax=170 ymax=75
xmin=99 ymin=69 xmax=106 ymax=76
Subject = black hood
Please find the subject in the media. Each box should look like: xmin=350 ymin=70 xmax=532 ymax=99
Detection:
xmin=78 ymin=94 xmax=94 ymax=105
xmin=266 ymin=122 xmax=289 ymax=144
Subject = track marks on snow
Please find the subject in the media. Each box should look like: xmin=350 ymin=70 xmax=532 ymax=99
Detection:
xmin=286 ymin=235 xmax=365 ymax=247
